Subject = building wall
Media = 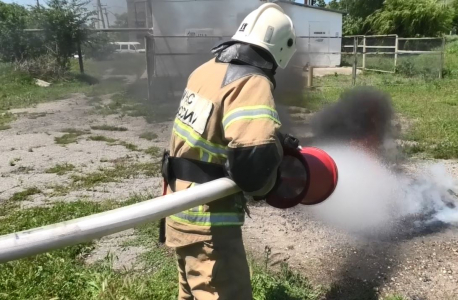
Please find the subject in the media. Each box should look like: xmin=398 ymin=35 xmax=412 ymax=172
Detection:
xmin=150 ymin=0 xmax=343 ymax=78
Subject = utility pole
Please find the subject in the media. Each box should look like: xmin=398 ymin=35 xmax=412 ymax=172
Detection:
xmin=36 ymin=0 xmax=40 ymax=8
xmin=97 ymin=0 xmax=106 ymax=29
xmin=104 ymin=8 xmax=110 ymax=28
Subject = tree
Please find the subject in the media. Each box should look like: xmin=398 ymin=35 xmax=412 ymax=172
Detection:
xmin=367 ymin=0 xmax=454 ymax=37
xmin=0 ymin=3 xmax=30 ymax=62
xmin=312 ymin=0 xmax=326 ymax=8
xmin=326 ymin=0 xmax=384 ymax=35
xmin=112 ymin=12 xmax=128 ymax=28
xmin=32 ymin=0 xmax=96 ymax=70
xmin=452 ymin=0 xmax=458 ymax=33
xmin=110 ymin=12 xmax=129 ymax=41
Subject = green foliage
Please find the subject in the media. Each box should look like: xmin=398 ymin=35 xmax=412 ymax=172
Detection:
xmin=91 ymin=125 xmax=128 ymax=131
xmin=140 ymin=132 xmax=158 ymax=141
xmin=45 ymin=163 xmax=76 ymax=175
xmin=9 ymin=187 xmax=41 ymax=202
xmin=0 ymin=3 xmax=30 ymax=62
xmin=252 ymin=263 xmax=322 ymax=300
xmin=82 ymin=32 xmax=116 ymax=61
xmin=31 ymin=0 xmax=96 ymax=71
xmin=312 ymin=0 xmax=326 ymax=8
xmin=367 ymin=0 xmax=454 ymax=37
xmin=342 ymin=15 xmax=365 ymax=35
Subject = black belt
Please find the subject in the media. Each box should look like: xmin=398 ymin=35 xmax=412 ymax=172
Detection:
xmin=161 ymin=150 xmax=227 ymax=192
xmin=159 ymin=150 xmax=227 ymax=245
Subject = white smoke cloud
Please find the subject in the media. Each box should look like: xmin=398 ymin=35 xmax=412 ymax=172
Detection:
xmin=306 ymin=144 xmax=458 ymax=236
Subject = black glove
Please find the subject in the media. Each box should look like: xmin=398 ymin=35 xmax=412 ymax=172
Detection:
xmin=277 ymin=132 xmax=300 ymax=150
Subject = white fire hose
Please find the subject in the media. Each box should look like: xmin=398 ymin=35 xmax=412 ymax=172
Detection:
xmin=0 ymin=178 xmax=240 ymax=264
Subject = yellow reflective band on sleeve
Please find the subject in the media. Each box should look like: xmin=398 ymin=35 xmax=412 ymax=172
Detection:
xmin=173 ymin=119 xmax=228 ymax=158
xmin=222 ymin=105 xmax=281 ymax=131
xmin=170 ymin=211 xmax=245 ymax=227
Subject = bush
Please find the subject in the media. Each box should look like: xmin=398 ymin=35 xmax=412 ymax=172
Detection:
xmin=13 ymin=54 xmax=68 ymax=81
xmin=82 ymin=32 xmax=116 ymax=61
xmin=367 ymin=0 xmax=454 ymax=37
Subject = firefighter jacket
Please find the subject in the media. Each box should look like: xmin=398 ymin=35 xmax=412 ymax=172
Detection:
xmin=165 ymin=42 xmax=283 ymax=248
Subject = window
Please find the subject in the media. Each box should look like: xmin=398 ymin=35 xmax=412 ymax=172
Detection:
xmin=130 ymin=44 xmax=137 ymax=51
xmin=121 ymin=44 xmax=129 ymax=50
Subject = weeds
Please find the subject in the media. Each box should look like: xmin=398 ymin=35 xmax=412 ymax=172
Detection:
xmin=9 ymin=187 xmax=41 ymax=202
xmin=9 ymin=158 xmax=20 ymax=166
xmin=45 ymin=163 xmax=75 ymax=175
xmin=118 ymin=141 xmax=139 ymax=152
xmin=55 ymin=133 xmax=84 ymax=145
xmin=91 ymin=125 xmax=128 ymax=132
xmin=0 ymin=124 xmax=11 ymax=131
xmin=144 ymin=147 xmax=161 ymax=157
xmin=88 ymin=135 xmax=118 ymax=143
xmin=51 ymin=162 xmax=160 ymax=194
xmin=139 ymin=132 xmax=158 ymax=141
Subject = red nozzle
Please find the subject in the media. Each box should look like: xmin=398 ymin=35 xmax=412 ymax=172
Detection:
xmin=300 ymin=147 xmax=338 ymax=205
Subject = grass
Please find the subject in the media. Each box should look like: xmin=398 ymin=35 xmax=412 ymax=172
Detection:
xmin=0 ymin=124 xmax=11 ymax=131
xmin=45 ymin=163 xmax=75 ymax=175
xmin=139 ymin=132 xmax=158 ymax=141
xmin=91 ymin=125 xmax=128 ymax=132
xmin=50 ymin=161 xmax=160 ymax=195
xmin=55 ymin=129 xmax=91 ymax=144
xmin=55 ymin=133 xmax=85 ymax=145
xmin=88 ymin=135 xmax=118 ymax=143
xmin=144 ymin=146 xmax=161 ymax=157
xmin=118 ymin=141 xmax=139 ymax=152
xmin=0 ymin=196 xmax=326 ymax=300
xmin=9 ymin=187 xmax=41 ymax=202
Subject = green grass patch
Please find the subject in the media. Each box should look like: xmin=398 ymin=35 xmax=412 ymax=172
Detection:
xmin=55 ymin=133 xmax=84 ymax=145
xmin=55 ymin=129 xmax=90 ymax=144
xmin=118 ymin=141 xmax=139 ymax=152
xmin=9 ymin=187 xmax=41 ymax=202
xmin=51 ymin=162 xmax=160 ymax=195
xmin=0 ymin=124 xmax=11 ymax=131
xmin=91 ymin=125 xmax=128 ymax=132
xmin=45 ymin=163 xmax=76 ymax=176
xmin=144 ymin=146 xmax=161 ymax=157
xmin=88 ymin=135 xmax=118 ymax=143
xmin=0 ymin=195 xmax=401 ymax=300
xmin=139 ymin=132 xmax=158 ymax=141
xmin=61 ymin=128 xmax=90 ymax=135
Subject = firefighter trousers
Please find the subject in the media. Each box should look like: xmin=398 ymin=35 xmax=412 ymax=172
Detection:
xmin=175 ymin=237 xmax=253 ymax=300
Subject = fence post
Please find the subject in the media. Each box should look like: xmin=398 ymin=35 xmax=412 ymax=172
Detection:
xmin=307 ymin=66 xmax=314 ymax=88
xmin=394 ymin=35 xmax=399 ymax=72
xmin=439 ymin=37 xmax=445 ymax=79
xmin=77 ymin=40 xmax=84 ymax=74
xmin=352 ymin=37 xmax=357 ymax=86
xmin=362 ymin=35 xmax=366 ymax=70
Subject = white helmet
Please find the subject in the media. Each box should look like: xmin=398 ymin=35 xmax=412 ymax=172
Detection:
xmin=232 ymin=3 xmax=297 ymax=69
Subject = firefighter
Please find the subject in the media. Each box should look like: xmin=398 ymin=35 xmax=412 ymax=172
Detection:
xmin=161 ymin=3 xmax=297 ymax=299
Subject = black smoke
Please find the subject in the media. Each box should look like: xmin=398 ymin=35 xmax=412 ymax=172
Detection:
xmin=310 ymin=87 xmax=394 ymax=145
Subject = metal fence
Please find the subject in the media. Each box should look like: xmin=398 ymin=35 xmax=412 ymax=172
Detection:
xmin=145 ymin=35 xmax=447 ymax=103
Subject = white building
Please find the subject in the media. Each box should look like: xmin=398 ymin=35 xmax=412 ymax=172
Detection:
xmin=149 ymin=0 xmax=344 ymax=96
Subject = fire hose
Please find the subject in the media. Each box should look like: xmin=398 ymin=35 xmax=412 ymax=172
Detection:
xmin=0 ymin=145 xmax=338 ymax=264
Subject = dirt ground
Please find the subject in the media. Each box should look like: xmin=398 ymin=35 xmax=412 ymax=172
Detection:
xmin=1 ymin=89 xmax=457 ymax=300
